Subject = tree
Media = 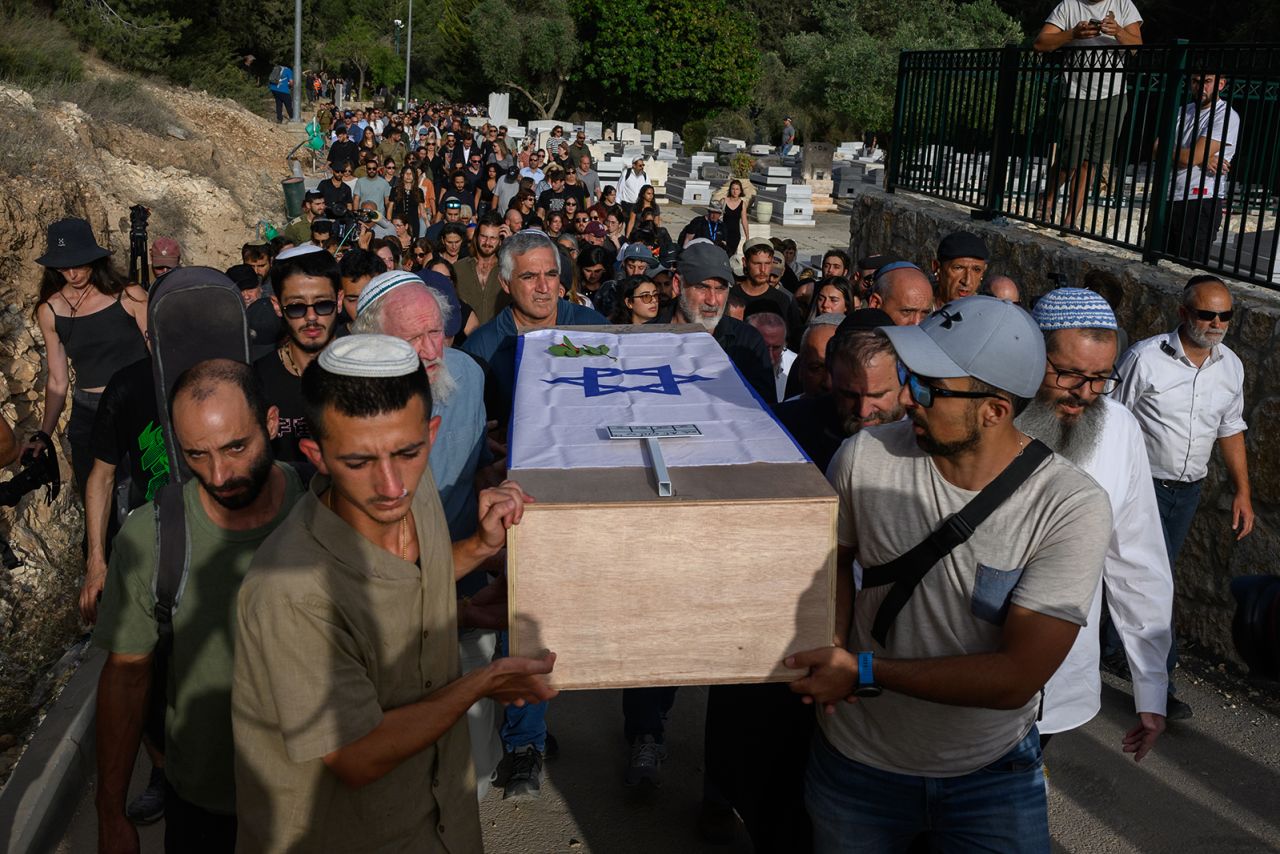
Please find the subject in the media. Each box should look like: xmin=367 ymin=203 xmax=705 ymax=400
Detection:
xmin=467 ymin=0 xmax=576 ymax=118
xmin=782 ymin=0 xmax=1022 ymax=135
xmin=573 ymin=0 xmax=758 ymax=125
xmin=329 ymin=18 xmax=399 ymax=100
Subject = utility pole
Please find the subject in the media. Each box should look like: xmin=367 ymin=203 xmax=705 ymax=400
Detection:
xmin=404 ymin=0 xmax=412 ymax=108
xmin=292 ymin=0 xmax=303 ymax=123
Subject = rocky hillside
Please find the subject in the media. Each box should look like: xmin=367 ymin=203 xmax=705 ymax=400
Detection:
xmin=0 ymin=64 xmax=299 ymax=746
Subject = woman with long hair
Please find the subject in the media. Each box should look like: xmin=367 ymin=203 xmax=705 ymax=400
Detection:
xmin=576 ymin=245 xmax=611 ymax=309
xmin=27 ymin=219 xmax=148 ymax=496
xmin=603 ymin=205 xmax=627 ymax=247
xmin=809 ymin=276 xmax=857 ymax=321
xmin=409 ymin=237 xmax=433 ymax=271
xmin=625 ymin=184 xmax=661 ymax=236
xmin=590 ymin=186 xmax=618 ymax=223
xmin=610 ymin=276 xmax=661 ymax=325
xmin=390 ymin=165 xmax=427 ymax=238
xmin=544 ymin=211 xmax=565 ymax=240
xmin=476 ymin=163 xmax=501 ymax=219
xmin=722 ymin=179 xmax=749 ymax=257
xmin=358 ymin=126 xmax=378 ymax=161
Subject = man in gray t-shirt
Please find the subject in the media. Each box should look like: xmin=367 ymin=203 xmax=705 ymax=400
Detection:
xmin=789 ymin=295 xmax=1111 ymax=852
xmin=352 ymin=161 xmax=392 ymax=217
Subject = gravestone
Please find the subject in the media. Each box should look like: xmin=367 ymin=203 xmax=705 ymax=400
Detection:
xmin=653 ymin=129 xmax=674 ymax=150
xmin=604 ymin=127 xmax=616 ymax=141
xmin=620 ymin=128 xmax=643 ymax=146
xmin=615 ymin=122 xmax=636 ymax=136
xmin=802 ymin=142 xmax=835 ymax=182
xmin=487 ymin=92 xmax=510 ymax=126
xmin=584 ymin=121 xmax=604 ymax=140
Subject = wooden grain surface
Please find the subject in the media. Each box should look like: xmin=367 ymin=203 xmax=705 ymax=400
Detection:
xmin=509 ymin=462 xmax=834 ymax=505
xmin=508 ymin=493 xmax=836 ymax=689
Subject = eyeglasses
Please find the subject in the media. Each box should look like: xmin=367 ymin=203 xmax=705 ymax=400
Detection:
xmin=1192 ymin=308 xmax=1233 ymax=322
xmin=281 ymin=299 xmax=338 ymax=319
xmin=414 ymin=251 xmax=429 ymax=259
xmin=1047 ymin=359 xmax=1121 ymax=395
xmin=906 ymin=372 xmax=1007 ymax=409
xmin=631 ymin=291 xmax=660 ymax=303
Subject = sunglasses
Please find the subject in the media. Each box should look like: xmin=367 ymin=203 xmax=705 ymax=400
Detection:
xmin=906 ymin=372 xmax=1007 ymax=409
xmin=630 ymin=291 xmax=660 ymax=303
xmin=1192 ymin=309 xmax=1233 ymax=322
xmin=281 ymin=299 xmax=337 ymax=319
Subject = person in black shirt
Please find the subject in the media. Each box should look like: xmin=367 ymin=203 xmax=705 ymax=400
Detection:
xmin=536 ymin=167 xmax=571 ymax=220
xmin=327 ymin=124 xmax=359 ymax=175
xmin=733 ymin=238 xmax=804 ymax=349
xmin=318 ymin=166 xmax=353 ymax=215
xmin=253 ymin=246 xmax=343 ymax=477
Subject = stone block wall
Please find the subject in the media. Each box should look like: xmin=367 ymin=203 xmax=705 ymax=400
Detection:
xmin=846 ymin=184 xmax=1280 ymax=663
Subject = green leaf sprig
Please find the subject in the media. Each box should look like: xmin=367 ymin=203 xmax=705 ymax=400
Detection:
xmin=547 ymin=334 xmax=616 ymax=359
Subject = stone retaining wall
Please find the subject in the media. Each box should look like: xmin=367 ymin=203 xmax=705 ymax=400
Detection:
xmin=846 ymin=183 xmax=1280 ymax=663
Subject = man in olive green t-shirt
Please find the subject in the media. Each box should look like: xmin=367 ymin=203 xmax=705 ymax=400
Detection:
xmin=94 ymin=360 xmax=303 ymax=853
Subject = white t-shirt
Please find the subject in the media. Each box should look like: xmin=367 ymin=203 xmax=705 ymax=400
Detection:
xmin=822 ymin=420 xmax=1111 ymax=777
xmin=1045 ymin=0 xmax=1143 ymax=100
xmin=1170 ymin=99 xmax=1240 ymax=201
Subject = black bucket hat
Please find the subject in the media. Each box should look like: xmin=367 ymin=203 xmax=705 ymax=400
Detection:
xmin=36 ymin=218 xmax=112 ymax=268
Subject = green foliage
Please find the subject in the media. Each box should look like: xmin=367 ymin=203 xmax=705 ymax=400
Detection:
xmin=572 ymin=0 xmax=758 ymax=124
xmin=781 ymin=0 xmax=1022 ymax=135
xmin=57 ymin=0 xmax=186 ymax=71
xmin=705 ymin=110 xmax=754 ymax=143
xmin=329 ymin=17 xmax=402 ymax=100
xmin=0 ymin=8 xmax=83 ymax=86
xmin=467 ymin=0 xmax=576 ymax=117
xmin=34 ymin=77 xmax=177 ymax=135
xmin=681 ymin=118 xmax=708 ymax=154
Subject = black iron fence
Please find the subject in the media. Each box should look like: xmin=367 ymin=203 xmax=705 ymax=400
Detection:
xmin=886 ymin=43 xmax=1280 ymax=288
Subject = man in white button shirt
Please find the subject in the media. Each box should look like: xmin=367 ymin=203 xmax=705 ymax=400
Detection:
xmin=1165 ymin=72 xmax=1240 ymax=263
xmin=1115 ymin=275 xmax=1253 ymax=719
xmin=1018 ymin=289 xmax=1172 ymax=760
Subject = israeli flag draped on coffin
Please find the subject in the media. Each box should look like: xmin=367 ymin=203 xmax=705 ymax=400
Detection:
xmin=510 ymin=329 xmax=807 ymax=471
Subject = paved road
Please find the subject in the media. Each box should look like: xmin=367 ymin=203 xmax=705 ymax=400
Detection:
xmin=59 ymin=654 xmax=1280 ymax=853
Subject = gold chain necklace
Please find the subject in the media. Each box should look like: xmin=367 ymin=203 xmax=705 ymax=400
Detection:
xmin=325 ymin=487 xmax=411 ymax=560
xmin=279 ymin=344 xmax=303 ymax=377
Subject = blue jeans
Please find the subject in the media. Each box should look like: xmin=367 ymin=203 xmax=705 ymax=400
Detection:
xmin=498 ymin=632 xmax=547 ymax=752
xmin=1154 ymin=478 xmax=1202 ymax=688
xmin=805 ymin=728 xmax=1049 ymax=854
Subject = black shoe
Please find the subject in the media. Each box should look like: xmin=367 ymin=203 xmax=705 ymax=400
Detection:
xmin=697 ymin=800 xmax=740 ymax=844
xmin=503 ymin=745 xmax=544 ymax=800
xmin=624 ymin=735 xmax=667 ymax=787
xmin=1166 ymin=695 xmax=1193 ymax=721
xmin=544 ymin=731 xmax=559 ymax=759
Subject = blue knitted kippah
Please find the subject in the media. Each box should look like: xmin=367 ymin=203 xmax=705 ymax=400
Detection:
xmin=1032 ymin=287 xmax=1117 ymax=331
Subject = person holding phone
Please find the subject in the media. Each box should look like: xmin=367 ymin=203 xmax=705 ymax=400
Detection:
xmin=1034 ymin=0 xmax=1144 ymax=230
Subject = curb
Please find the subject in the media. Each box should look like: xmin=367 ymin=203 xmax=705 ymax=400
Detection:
xmin=0 ymin=646 xmax=104 ymax=854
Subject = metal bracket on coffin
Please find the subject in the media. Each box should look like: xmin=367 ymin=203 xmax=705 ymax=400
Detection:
xmin=606 ymin=424 xmax=702 ymax=498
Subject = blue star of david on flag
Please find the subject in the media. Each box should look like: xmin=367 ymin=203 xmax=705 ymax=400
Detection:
xmin=544 ymin=365 xmax=713 ymax=397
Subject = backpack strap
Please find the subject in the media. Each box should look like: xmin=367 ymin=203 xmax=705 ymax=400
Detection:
xmin=151 ymin=481 xmax=190 ymax=654
xmin=862 ymin=440 xmax=1052 ymax=647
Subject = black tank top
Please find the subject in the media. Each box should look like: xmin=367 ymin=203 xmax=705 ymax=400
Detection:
xmin=53 ymin=297 xmax=148 ymax=389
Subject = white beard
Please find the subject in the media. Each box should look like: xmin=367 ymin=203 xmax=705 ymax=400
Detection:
xmin=426 ymin=356 xmax=457 ymax=405
xmin=1016 ymin=395 xmax=1107 ymax=465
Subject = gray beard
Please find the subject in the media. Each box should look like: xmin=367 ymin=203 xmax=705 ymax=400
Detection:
xmin=426 ymin=357 xmax=457 ymax=405
xmin=1016 ymin=395 xmax=1107 ymax=465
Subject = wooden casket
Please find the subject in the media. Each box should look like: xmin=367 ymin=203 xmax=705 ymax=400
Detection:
xmin=506 ymin=325 xmax=837 ymax=689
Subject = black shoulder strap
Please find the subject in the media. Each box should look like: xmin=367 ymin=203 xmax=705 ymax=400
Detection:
xmin=152 ymin=481 xmax=190 ymax=654
xmin=862 ymin=440 xmax=1052 ymax=647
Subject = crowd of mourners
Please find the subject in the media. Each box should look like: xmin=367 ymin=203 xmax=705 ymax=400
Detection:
xmin=9 ymin=93 xmax=1255 ymax=854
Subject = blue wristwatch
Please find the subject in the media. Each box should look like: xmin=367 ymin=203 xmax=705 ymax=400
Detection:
xmin=854 ymin=651 xmax=882 ymax=698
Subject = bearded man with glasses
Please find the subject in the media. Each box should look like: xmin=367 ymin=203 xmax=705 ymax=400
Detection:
xmin=254 ymin=245 xmax=345 ymax=475
xmin=1115 ymin=274 xmax=1252 ymax=720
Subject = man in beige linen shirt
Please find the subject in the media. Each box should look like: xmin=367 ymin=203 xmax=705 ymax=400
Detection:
xmin=232 ymin=335 xmax=555 ymax=853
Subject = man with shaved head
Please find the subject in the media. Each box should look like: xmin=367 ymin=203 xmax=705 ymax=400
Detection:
xmin=868 ymin=262 xmax=934 ymax=326
xmin=982 ymin=274 xmax=1022 ymax=307
xmin=1116 ymin=274 xmax=1253 ymax=720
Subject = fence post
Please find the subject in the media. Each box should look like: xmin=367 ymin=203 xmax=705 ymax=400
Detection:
xmin=975 ymin=45 xmax=1021 ymax=220
xmin=886 ymin=50 xmax=911 ymax=194
xmin=1142 ymin=40 xmax=1190 ymax=265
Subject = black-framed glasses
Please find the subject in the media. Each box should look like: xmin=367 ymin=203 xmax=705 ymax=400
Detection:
xmin=906 ymin=372 xmax=1007 ymax=409
xmin=281 ymin=299 xmax=337 ymax=319
xmin=1193 ymin=308 xmax=1233 ymax=322
xmin=1047 ymin=359 xmax=1120 ymax=395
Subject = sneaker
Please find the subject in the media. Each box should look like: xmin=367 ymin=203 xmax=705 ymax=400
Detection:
xmin=624 ymin=735 xmax=667 ymax=787
xmin=126 ymin=766 xmax=166 ymax=825
xmin=503 ymin=745 xmax=544 ymax=800
xmin=1166 ymin=695 xmax=1193 ymax=721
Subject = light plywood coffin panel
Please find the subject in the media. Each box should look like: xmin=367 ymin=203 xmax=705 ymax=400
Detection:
xmin=507 ymin=463 xmax=837 ymax=690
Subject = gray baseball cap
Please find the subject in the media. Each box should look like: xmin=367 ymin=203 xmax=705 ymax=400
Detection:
xmin=677 ymin=241 xmax=734 ymax=285
xmin=880 ymin=295 xmax=1045 ymax=398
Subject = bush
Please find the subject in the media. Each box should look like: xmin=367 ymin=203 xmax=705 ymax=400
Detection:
xmin=168 ymin=54 xmax=265 ymax=114
xmin=0 ymin=10 xmax=83 ymax=86
xmin=705 ymin=109 xmax=754 ymax=143
xmin=682 ymin=118 xmax=708 ymax=154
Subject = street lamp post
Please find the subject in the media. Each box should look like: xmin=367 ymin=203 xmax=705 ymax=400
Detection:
xmin=404 ymin=0 xmax=412 ymax=108
xmin=394 ymin=18 xmax=402 ymax=56
xmin=292 ymin=0 xmax=303 ymax=122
